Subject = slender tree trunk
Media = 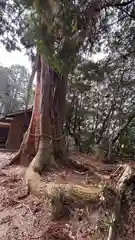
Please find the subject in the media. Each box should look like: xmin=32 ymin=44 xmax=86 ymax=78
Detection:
xmin=25 ymin=56 xmax=38 ymax=110
xmin=104 ymin=111 xmax=135 ymax=162
xmin=96 ymin=103 xmax=114 ymax=145
xmin=112 ymin=111 xmax=135 ymax=145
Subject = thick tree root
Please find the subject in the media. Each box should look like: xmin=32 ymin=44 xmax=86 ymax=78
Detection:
xmin=24 ymin=158 xmax=135 ymax=233
xmin=45 ymin=182 xmax=102 ymax=219
xmin=107 ymin=164 xmax=135 ymax=240
xmin=9 ymin=148 xmax=21 ymax=165
xmin=9 ymin=131 xmax=32 ymax=166
xmin=24 ymin=165 xmax=102 ymax=219
xmin=25 ymin=166 xmax=42 ymax=196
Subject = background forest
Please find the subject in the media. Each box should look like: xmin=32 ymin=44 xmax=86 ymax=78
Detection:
xmin=0 ymin=64 xmax=34 ymax=114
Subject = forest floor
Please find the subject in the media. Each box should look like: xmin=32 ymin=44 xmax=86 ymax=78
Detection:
xmin=0 ymin=150 xmax=135 ymax=239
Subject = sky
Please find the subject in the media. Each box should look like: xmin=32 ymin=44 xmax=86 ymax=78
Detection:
xmin=0 ymin=45 xmax=106 ymax=95
xmin=0 ymin=46 xmax=31 ymax=72
xmin=0 ymin=45 xmax=106 ymax=74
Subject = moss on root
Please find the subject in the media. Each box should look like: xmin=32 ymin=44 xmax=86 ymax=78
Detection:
xmin=46 ymin=182 xmax=102 ymax=219
xmin=25 ymin=165 xmax=102 ymax=219
xmin=46 ymin=182 xmax=101 ymax=202
xmin=25 ymin=167 xmax=41 ymax=196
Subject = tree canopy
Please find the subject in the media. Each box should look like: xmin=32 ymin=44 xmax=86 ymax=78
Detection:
xmin=1 ymin=0 xmax=135 ymax=159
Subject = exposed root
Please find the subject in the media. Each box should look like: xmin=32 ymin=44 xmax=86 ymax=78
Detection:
xmin=45 ymin=182 xmax=102 ymax=219
xmin=24 ymin=165 xmax=102 ymax=219
xmin=24 ymin=158 xmax=135 ymax=235
xmin=10 ymin=131 xmax=36 ymax=166
xmin=46 ymin=182 xmax=101 ymax=202
xmin=67 ymin=158 xmax=109 ymax=181
xmin=9 ymin=150 xmax=21 ymax=165
xmin=25 ymin=166 xmax=41 ymax=196
xmin=9 ymin=131 xmax=29 ymax=165
xmin=107 ymin=164 xmax=135 ymax=240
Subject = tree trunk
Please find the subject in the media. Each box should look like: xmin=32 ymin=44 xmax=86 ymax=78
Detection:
xmin=96 ymin=103 xmax=114 ymax=145
xmin=105 ymin=110 xmax=135 ymax=162
xmin=11 ymin=55 xmax=41 ymax=165
xmin=12 ymin=55 xmax=67 ymax=178
xmin=29 ymin=59 xmax=55 ymax=172
xmin=112 ymin=110 xmax=135 ymax=145
xmin=25 ymin=55 xmax=38 ymax=110
xmin=51 ymin=70 xmax=67 ymax=164
xmin=99 ymin=111 xmax=135 ymax=162
xmin=24 ymin=57 xmax=68 ymax=193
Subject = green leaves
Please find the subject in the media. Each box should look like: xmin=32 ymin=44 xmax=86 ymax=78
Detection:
xmin=0 ymin=64 xmax=31 ymax=115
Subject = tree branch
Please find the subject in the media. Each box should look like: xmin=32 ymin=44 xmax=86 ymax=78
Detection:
xmin=114 ymin=0 xmax=134 ymax=7
xmin=112 ymin=110 xmax=135 ymax=144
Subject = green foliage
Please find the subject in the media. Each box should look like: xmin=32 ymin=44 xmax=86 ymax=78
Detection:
xmin=1 ymin=0 xmax=135 ymax=159
xmin=119 ymin=121 xmax=135 ymax=158
xmin=66 ymin=50 xmax=135 ymax=157
xmin=0 ymin=64 xmax=31 ymax=115
xmin=0 ymin=0 xmax=108 ymax=73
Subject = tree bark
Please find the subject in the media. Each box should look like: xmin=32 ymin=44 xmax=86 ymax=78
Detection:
xmin=29 ymin=59 xmax=55 ymax=172
xmin=12 ymin=55 xmax=67 ymax=178
xmin=25 ymin=55 xmax=38 ymax=110
xmin=24 ymin=58 xmax=68 ymax=194
xmin=11 ymin=55 xmax=41 ymax=165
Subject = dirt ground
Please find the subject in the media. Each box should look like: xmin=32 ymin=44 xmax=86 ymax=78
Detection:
xmin=0 ymin=151 xmax=135 ymax=239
